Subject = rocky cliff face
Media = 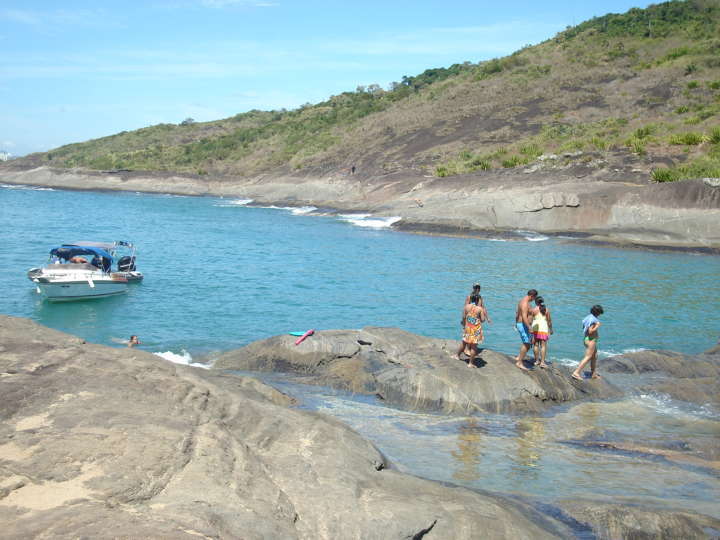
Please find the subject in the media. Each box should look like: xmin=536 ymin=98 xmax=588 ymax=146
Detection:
xmin=2 ymin=165 xmax=718 ymax=250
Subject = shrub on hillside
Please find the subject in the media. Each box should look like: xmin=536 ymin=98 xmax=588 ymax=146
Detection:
xmin=519 ymin=143 xmax=543 ymax=158
xmin=651 ymin=168 xmax=678 ymax=182
xmin=710 ymin=127 xmax=720 ymax=144
xmin=468 ymin=158 xmax=491 ymax=171
xmin=669 ymin=132 xmax=706 ymax=145
xmin=625 ymin=137 xmax=646 ymax=155
xmin=501 ymin=155 xmax=524 ymax=168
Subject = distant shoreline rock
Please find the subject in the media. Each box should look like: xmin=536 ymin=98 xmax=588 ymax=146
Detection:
xmin=1 ymin=165 xmax=719 ymax=252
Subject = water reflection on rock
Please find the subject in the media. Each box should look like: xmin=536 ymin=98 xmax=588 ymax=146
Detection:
xmin=262 ymin=373 xmax=720 ymax=519
xmin=451 ymin=419 xmax=486 ymax=483
xmin=510 ymin=417 xmax=547 ymax=484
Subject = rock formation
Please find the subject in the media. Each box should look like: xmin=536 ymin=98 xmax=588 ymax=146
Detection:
xmin=214 ymin=327 xmax=622 ymax=414
xmin=0 ymin=316 xmax=575 ymax=539
xmin=1 ymin=165 xmax=719 ymax=251
xmin=603 ymin=347 xmax=720 ymax=408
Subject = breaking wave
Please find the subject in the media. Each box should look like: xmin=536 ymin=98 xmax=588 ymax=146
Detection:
xmin=154 ymin=350 xmax=211 ymax=369
xmin=338 ymin=214 xmax=402 ymax=228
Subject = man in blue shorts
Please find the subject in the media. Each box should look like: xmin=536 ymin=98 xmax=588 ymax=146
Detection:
xmin=514 ymin=289 xmax=538 ymax=370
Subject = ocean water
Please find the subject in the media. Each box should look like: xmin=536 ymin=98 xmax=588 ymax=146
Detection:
xmin=2 ymin=182 xmax=719 ymax=518
xmin=252 ymin=372 xmax=720 ymax=519
xmin=1 ymin=183 xmax=719 ymax=361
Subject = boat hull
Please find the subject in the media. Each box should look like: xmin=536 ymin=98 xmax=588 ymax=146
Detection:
xmin=36 ymin=279 xmax=128 ymax=301
xmin=32 ymin=270 xmax=129 ymax=301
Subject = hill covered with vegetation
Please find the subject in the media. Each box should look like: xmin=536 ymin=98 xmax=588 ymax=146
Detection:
xmin=13 ymin=0 xmax=720 ymax=182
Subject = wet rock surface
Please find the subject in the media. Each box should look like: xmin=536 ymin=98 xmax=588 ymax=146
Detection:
xmin=604 ymin=348 xmax=720 ymax=408
xmin=214 ymin=327 xmax=622 ymax=414
xmin=558 ymin=500 xmax=720 ymax=540
xmin=0 ymin=316 xmax=577 ymax=539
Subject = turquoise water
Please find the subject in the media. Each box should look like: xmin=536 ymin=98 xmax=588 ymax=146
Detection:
xmin=3 ymin=183 xmax=719 ymax=519
xmin=255 ymin=372 xmax=720 ymax=519
xmin=2 ymin=183 xmax=719 ymax=361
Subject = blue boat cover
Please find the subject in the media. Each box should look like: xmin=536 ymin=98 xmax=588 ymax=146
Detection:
xmin=50 ymin=245 xmax=114 ymax=261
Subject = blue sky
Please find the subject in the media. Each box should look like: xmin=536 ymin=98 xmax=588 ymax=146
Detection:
xmin=1 ymin=1 xmax=653 ymax=156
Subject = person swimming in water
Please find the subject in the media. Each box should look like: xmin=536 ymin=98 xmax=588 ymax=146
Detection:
xmin=128 ymin=335 xmax=140 ymax=347
xmin=572 ymin=305 xmax=604 ymax=380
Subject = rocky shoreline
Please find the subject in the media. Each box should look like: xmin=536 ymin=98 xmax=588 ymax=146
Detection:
xmin=1 ymin=165 xmax=719 ymax=252
xmin=2 ymin=316 xmax=719 ymax=538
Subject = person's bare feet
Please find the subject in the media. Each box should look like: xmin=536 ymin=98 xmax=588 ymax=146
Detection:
xmin=591 ymin=373 xmax=602 ymax=379
xmin=539 ymin=363 xmax=548 ymax=369
xmin=467 ymin=363 xmax=477 ymax=368
xmin=515 ymin=361 xmax=529 ymax=371
xmin=571 ymin=372 xmax=583 ymax=381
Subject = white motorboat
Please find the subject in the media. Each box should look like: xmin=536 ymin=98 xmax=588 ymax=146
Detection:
xmin=28 ymin=241 xmax=143 ymax=302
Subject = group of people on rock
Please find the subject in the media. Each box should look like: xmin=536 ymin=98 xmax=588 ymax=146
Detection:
xmin=458 ymin=284 xmax=604 ymax=380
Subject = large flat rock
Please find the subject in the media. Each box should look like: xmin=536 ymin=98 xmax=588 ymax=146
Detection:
xmin=0 ymin=316 xmax=573 ymax=539
xmin=214 ymin=327 xmax=621 ymax=414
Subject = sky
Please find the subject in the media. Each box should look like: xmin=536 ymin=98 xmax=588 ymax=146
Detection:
xmin=1 ymin=0 xmax=654 ymax=157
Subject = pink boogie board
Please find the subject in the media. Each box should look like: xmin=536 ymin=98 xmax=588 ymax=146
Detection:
xmin=294 ymin=329 xmax=315 ymax=345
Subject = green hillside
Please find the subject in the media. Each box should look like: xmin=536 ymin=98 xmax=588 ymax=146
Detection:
xmin=15 ymin=0 xmax=720 ymax=182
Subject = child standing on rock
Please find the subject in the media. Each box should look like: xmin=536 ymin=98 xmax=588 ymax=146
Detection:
xmin=531 ymin=296 xmax=552 ymax=368
xmin=572 ymin=305 xmax=604 ymax=380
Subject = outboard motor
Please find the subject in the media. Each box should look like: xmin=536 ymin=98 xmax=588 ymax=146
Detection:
xmin=118 ymin=256 xmax=136 ymax=272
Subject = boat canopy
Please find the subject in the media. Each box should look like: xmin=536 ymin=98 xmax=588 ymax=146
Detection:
xmin=50 ymin=245 xmax=114 ymax=261
xmin=70 ymin=241 xmax=117 ymax=251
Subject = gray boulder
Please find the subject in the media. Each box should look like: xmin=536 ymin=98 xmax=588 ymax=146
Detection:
xmin=214 ymin=327 xmax=621 ymax=414
xmin=0 ymin=316 xmax=572 ymax=539
xmin=558 ymin=500 xmax=720 ymax=540
xmin=603 ymin=348 xmax=720 ymax=407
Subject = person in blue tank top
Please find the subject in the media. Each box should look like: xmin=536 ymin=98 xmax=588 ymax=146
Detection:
xmin=572 ymin=305 xmax=604 ymax=380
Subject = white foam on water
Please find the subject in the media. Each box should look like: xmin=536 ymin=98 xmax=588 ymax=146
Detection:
xmin=517 ymin=230 xmax=549 ymax=242
xmin=487 ymin=238 xmax=508 ymax=242
xmin=599 ymin=347 xmax=648 ymax=359
xmin=634 ymin=391 xmax=717 ymax=419
xmin=339 ymin=214 xmax=402 ymax=229
xmin=154 ymin=350 xmax=211 ymax=369
xmin=213 ymin=198 xmax=254 ymax=207
xmin=554 ymin=347 xmax=647 ymax=366
xmin=553 ymin=356 xmax=580 ymax=367
xmin=290 ymin=206 xmax=317 ymax=215
xmin=0 ymin=183 xmax=54 ymax=191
